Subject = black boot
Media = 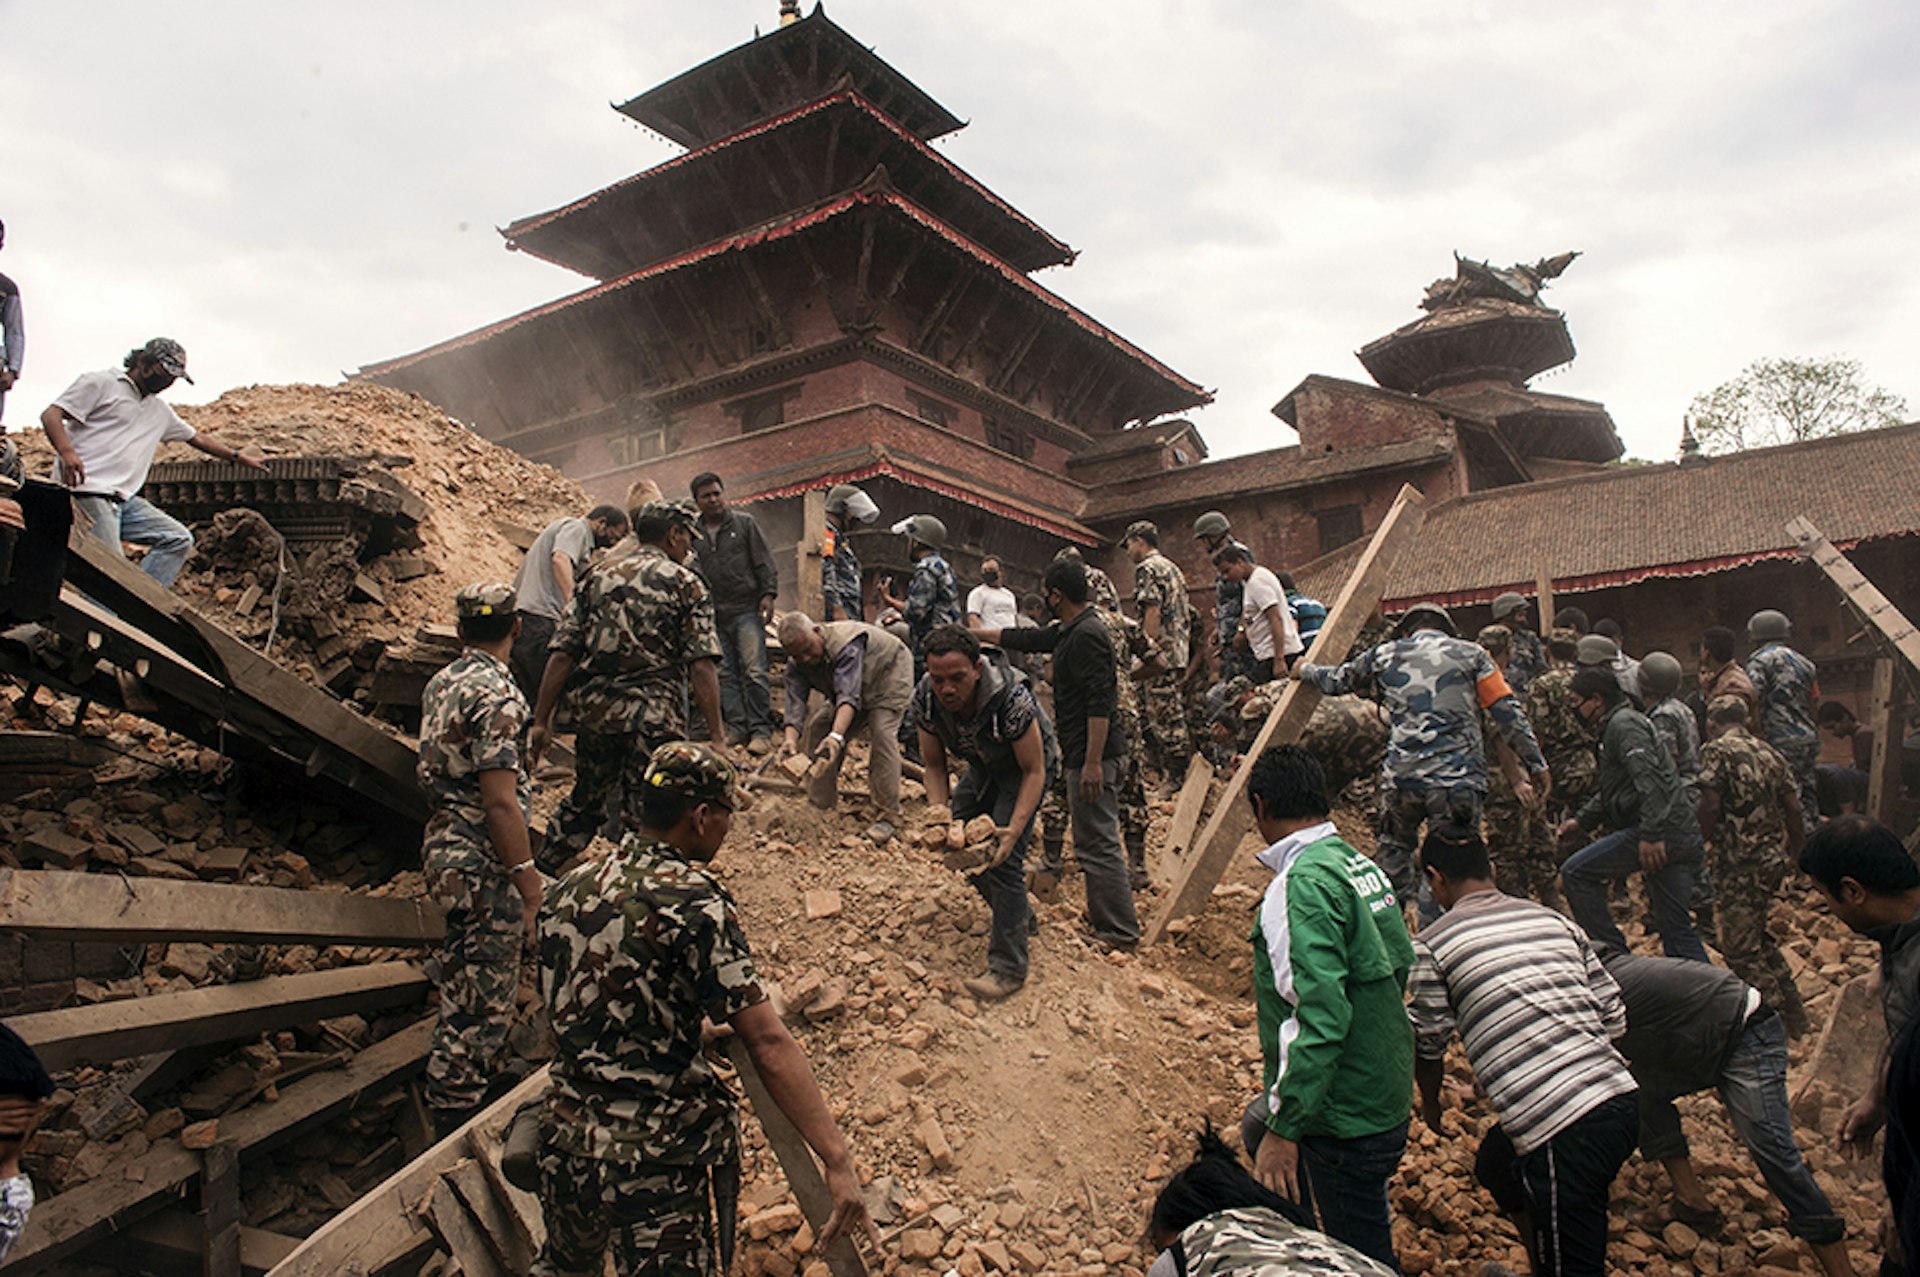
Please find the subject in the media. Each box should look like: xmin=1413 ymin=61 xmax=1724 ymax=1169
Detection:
xmin=1126 ymin=833 xmax=1149 ymax=890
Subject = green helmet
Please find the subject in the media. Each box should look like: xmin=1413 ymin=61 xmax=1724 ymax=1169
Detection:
xmin=1395 ymin=602 xmax=1456 ymax=638
xmin=1639 ymin=651 xmax=1683 ymax=698
xmin=1747 ymin=609 xmax=1791 ymax=642
xmin=824 ymin=483 xmax=878 ymax=525
xmin=1193 ymin=511 xmax=1231 ymax=539
xmin=904 ymin=514 xmax=949 ymax=549
xmin=1576 ymin=635 xmax=1620 ymax=666
xmin=1490 ymin=592 xmax=1528 ymax=622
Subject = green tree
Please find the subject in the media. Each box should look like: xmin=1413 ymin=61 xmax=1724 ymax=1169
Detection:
xmin=1687 ymin=356 xmax=1907 ymax=455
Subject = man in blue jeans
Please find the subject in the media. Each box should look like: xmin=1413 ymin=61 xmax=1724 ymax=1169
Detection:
xmin=1598 ymin=946 xmax=1853 ymax=1277
xmin=690 ymin=472 xmax=779 ymax=754
xmin=913 ymin=625 xmax=1056 ymax=1001
xmin=1557 ymin=667 xmax=1710 ymax=961
xmin=41 ymin=339 xmax=265 ymax=587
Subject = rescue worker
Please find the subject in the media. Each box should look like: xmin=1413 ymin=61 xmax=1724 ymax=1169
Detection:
xmin=821 ymin=482 xmax=879 ymax=622
xmin=529 ymin=501 xmax=725 ymax=868
xmin=1745 ymin=608 xmax=1821 ymax=823
xmin=1122 ymin=520 xmax=1194 ymax=783
xmin=1476 ymin=625 xmax=1561 ymax=910
xmin=417 ymin=584 xmax=543 ymax=1136
xmin=777 ymin=611 xmax=913 ymax=843
xmin=1193 ymin=510 xmax=1253 ymax=683
xmin=1489 ymin=592 xmax=1547 ymax=697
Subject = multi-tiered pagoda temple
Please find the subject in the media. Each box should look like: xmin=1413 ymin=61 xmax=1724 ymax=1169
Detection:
xmin=360 ymin=4 xmax=1211 ymax=602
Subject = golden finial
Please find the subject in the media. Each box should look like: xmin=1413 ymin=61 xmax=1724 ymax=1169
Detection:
xmin=779 ymin=0 xmax=801 ymax=25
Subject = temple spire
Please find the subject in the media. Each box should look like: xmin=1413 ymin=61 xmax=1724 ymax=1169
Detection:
xmin=1678 ymin=415 xmax=1703 ymax=465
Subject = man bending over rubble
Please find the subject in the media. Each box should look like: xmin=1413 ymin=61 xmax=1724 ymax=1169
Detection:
xmin=778 ymin=610 xmax=913 ymax=843
xmin=537 ymin=744 xmax=879 ymax=1275
xmin=417 ymin=584 xmax=542 ymax=1137
xmin=913 ymin=623 xmax=1058 ymax=1001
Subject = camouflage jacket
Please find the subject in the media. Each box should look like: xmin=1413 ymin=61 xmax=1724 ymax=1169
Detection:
xmin=1526 ymin=664 xmax=1597 ymax=800
xmin=1746 ymin=643 xmax=1819 ymax=748
xmin=541 ymin=833 xmax=766 ymax=1165
xmin=1133 ymin=551 xmax=1191 ymax=669
xmin=1648 ymin=695 xmax=1701 ymax=801
xmin=1150 ymin=1206 xmax=1395 ymax=1277
xmin=1698 ymin=727 xmax=1795 ymax=855
xmin=822 ymin=521 xmax=862 ymax=621
xmin=417 ymin=648 xmax=531 ymax=862
xmin=904 ymin=550 xmax=962 ymax=650
xmin=1098 ymin=605 xmax=1151 ymax=717
xmin=1086 ymin=564 xmax=1121 ymax=613
xmin=1212 ymin=535 xmax=1251 ymax=651
xmin=1299 ymin=630 xmax=1544 ymax=791
xmin=1298 ymin=694 xmax=1391 ymax=794
xmin=551 ymin=543 xmax=721 ymax=736
xmin=1507 ymin=627 xmax=1548 ymax=698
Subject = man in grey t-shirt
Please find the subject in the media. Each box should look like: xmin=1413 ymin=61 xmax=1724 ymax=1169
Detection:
xmin=508 ymin=505 xmax=627 ymax=700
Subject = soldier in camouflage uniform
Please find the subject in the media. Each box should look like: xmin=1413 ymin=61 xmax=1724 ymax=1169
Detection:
xmin=1123 ymin=520 xmax=1193 ymax=783
xmin=1526 ymin=628 xmax=1598 ymax=827
xmin=1193 ymin=510 xmax=1255 ymax=683
xmin=1475 ymin=625 xmax=1562 ymax=911
xmin=1745 ymin=608 xmax=1822 ymax=823
xmin=1035 ymin=577 xmax=1161 ymax=890
xmin=1490 ymin=592 xmax=1548 ymax=698
xmin=1642 ymin=651 xmax=1712 ymax=929
xmin=529 ymin=501 xmax=725 ymax=870
xmin=1697 ymin=695 xmax=1811 ymax=1036
xmin=1181 ymin=606 xmax=1214 ymax=764
xmin=417 ymin=584 xmax=544 ymax=1135
xmin=536 ymin=744 xmax=877 ymax=1276
xmin=1298 ymin=603 xmax=1548 ymax=904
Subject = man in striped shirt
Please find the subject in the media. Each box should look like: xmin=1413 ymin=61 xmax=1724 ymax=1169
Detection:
xmin=1409 ymin=824 xmax=1639 ymax=1277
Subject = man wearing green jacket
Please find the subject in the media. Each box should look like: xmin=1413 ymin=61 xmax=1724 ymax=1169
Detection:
xmin=1240 ymin=745 xmax=1414 ymax=1270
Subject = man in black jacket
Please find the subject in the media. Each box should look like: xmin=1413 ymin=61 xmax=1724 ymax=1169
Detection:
xmin=691 ymin=472 xmax=780 ymax=754
xmin=980 ymin=558 xmax=1140 ymax=950
xmin=1598 ymin=947 xmax=1851 ymax=1277
xmin=1557 ymin=668 xmax=1709 ymax=961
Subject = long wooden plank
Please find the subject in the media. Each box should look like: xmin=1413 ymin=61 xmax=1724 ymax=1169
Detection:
xmin=12 ymin=963 xmax=428 ymax=1071
xmin=1145 ymin=485 xmax=1427 ymax=943
xmin=0 ymin=869 xmax=442 ymax=947
xmin=724 ymin=1037 xmax=869 ymax=1277
xmin=1159 ymin=754 xmax=1214 ymax=874
xmin=1786 ymin=516 xmax=1920 ymax=674
xmin=1867 ymin=657 xmax=1909 ymax=825
xmin=202 ymin=1141 xmax=243 ymax=1277
xmin=7 ymin=1019 xmax=432 ymax=1274
xmin=1534 ymin=560 xmax=1554 ymax=637
xmin=266 ymin=1068 xmax=551 ymax=1277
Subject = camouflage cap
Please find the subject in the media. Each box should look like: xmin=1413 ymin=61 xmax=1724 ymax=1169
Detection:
xmin=644 ymin=741 xmax=740 ymax=811
xmin=1123 ymin=520 xmax=1158 ymax=545
xmin=1707 ymin=693 xmax=1750 ymax=722
xmin=1476 ymin=623 xmax=1513 ymax=653
xmin=1223 ymin=674 xmax=1254 ymax=701
xmin=1548 ymin=625 xmax=1580 ymax=647
xmin=637 ymin=499 xmax=697 ymax=529
xmin=140 ymin=337 xmax=194 ymax=384
xmin=455 ymin=582 xmax=516 ymax=620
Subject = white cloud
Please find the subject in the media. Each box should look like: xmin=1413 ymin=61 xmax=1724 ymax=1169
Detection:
xmin=3 ymin=0 xmax=1914 ymax=470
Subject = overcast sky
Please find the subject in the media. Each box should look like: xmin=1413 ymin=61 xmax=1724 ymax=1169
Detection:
xmin=3 ymin=0 xmax=1915 ymax=464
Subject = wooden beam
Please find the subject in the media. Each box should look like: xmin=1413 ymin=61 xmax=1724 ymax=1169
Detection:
xmin=121 ymin=1210 xmax=299 ymax=1276
xmin=8 ymin=1019 xmax=432 ymax=1274
xmin=1158 ymin=755 xmax=1215 ymax=877
xmin=13 ymin=963 xmax=428 ymax=1071
xmin=1535 ymin=560 xmax=1554 ymax=638
xmin=724 ymin=1038 xmax=869 ymax=1277
xmin=1786 ymin=516 xmax=1920 ymax=673
xmin=1145 ymin=486 xmax=1428 ymax=943
xmin=202 ymin=1141 xmax=243 ymax=1277
xmin=265 ymin=1068 xmax=550 ymax=1277
xmin=799 ymin=487 xmax=828 ymax=620
xmin=0 ymin=869 xmax=443 ymax=947
xmin=1867 ymin=657 xmax=1910 ymax=825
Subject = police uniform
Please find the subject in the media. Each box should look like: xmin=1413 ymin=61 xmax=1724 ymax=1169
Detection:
xmin=1127 ymin=522 xmax=1194 ymax=778
xmin=903 ymin=548 xmax=962 ymax=661
xmin=1746 ymin=641 xmax=1821 ymax=822
xmin=546 ymin=503 xmax=721 ymax=865
xmin=1698 ymin=705 xmax=1810 ymax=1034
xmin=417 ymin=584 xmax=533 ymax=1119
xmin=536 ymin=745 xmax=757 ymax=1276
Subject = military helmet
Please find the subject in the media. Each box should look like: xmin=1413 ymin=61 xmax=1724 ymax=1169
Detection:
xmin=824 ymin=483 xmax=879 ymax=525
xmin=1576 ymin=634 xmax=1621 ymax=666
xmin=1490 ymin=592 xmax=1529 ymax=622
xmin=1476 ymin=623 xmax=1513 ymax=655
xmin=1395 ymin=602 xmax=1457 ymax=638
xmin=1639 ymin=651 xmax=1684 ymax=697
xmin=1747 ymin=609 xmax=1792 ymax=642
xmin=1193 ymin=511 xmax=1231 ymax=539
xmin=903 ymin=514 xmax=949 ymax=549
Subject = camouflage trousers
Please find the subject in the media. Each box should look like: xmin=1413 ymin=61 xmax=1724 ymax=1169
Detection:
xmin=550 ymin=729 xmax=665 ymax=868
xmin=1040 ymin=709 xmax=1148 ymax=864
xmin=1710 ymin=840 xmax=1808 ymax=1032
xmin=1140 ymin=674 xmax=1191 ymax=782
xmin=1183 ymin=679 xmax=1214 ymax=761
xmin=1377 ymin=784 xmax=1483 ymax=904
xmin=533 ymin=1148 xmax=713 ymax=1276
xmin=421 ymin=846 xmax=525 ymax=1112
xmin=1774 ymin=738 xmax=1821 ymax=837
xmin=1484 ymin=796 xmax=1563 ymax=911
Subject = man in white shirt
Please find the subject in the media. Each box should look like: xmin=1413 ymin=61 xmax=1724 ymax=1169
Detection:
xmin=40 ymin=339 xmax=264 ymax=586
xmin=1212 ymin=543 xmax=1300 ymax=683
xmin=965 ymin=556 xmax=1020 ymax=631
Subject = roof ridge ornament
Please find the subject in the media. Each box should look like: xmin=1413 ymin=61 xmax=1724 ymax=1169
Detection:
xmin=779 ymin=0 xmax=801 ymax=26
xmin=1421 ymin=251 xmax=1580 ymax=313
